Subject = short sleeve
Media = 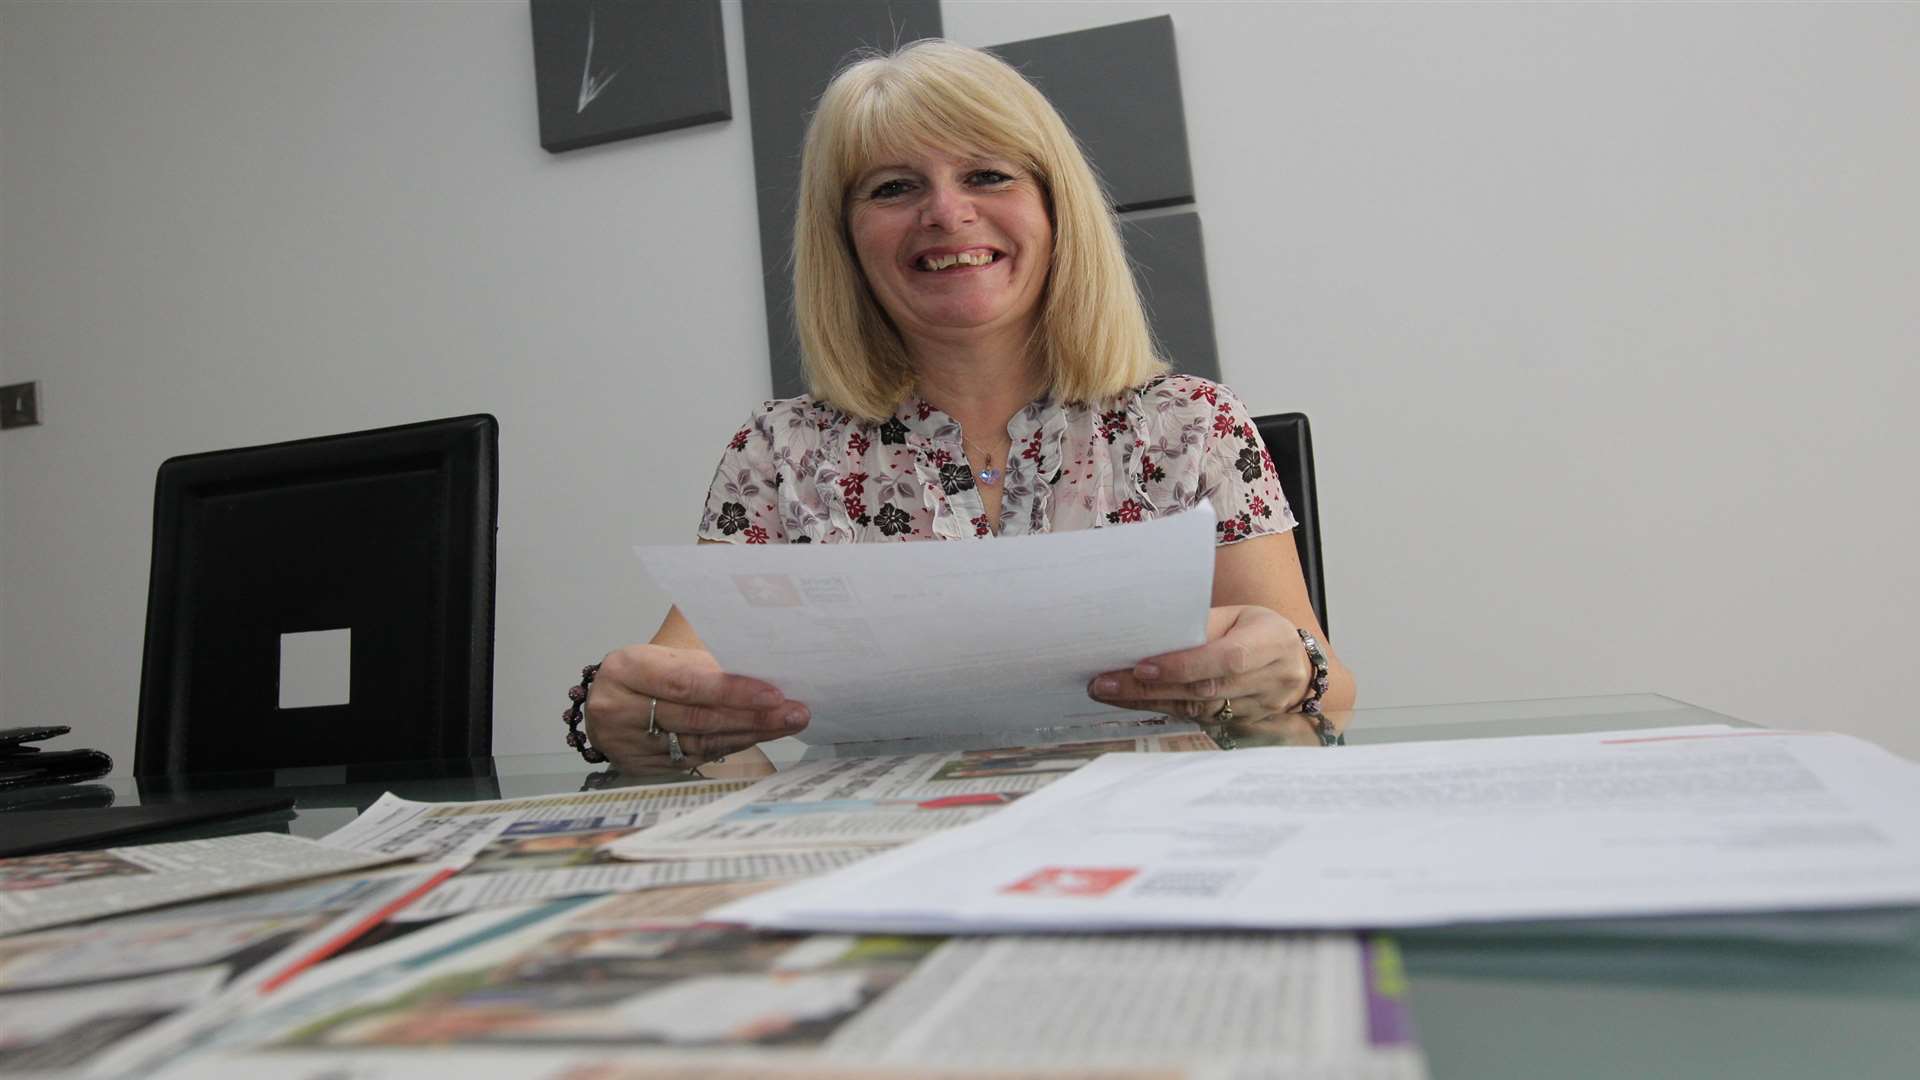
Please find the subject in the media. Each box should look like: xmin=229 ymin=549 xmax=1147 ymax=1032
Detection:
xmin=1198 ymin=385 xmax=1297 ymax=546
xmin=696 ymin=408 xmax=784 ymax=544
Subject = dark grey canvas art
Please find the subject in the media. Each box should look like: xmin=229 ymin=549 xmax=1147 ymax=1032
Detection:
xmin=530 ymin=0 xmax=731 ymax=153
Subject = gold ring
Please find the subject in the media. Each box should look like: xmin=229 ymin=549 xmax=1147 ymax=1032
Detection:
xmin=1213 ymin=699 xmax=1235 ymax=723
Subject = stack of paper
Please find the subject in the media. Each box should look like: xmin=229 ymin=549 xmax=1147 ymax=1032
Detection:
xmin=712 ymin=727 xmax=1920 ymax=934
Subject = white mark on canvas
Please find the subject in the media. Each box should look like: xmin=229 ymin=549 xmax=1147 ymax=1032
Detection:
xmin=577 ymin=8 xmax=623 ymax=114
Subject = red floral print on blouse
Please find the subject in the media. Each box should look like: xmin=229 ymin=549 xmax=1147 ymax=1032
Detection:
xmin=696 ymin=375 xmax=1295 ymax=546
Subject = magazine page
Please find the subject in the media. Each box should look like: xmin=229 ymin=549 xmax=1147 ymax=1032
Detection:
xmin=0 ymin=833 xmax=406 ymax=938
xmin=150 ymin=891 xmax=1422 ymax=1079
xmin=611 ymin=732 xmax=1216 ymax=860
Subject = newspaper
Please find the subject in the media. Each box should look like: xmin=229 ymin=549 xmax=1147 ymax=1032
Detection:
xmin=610 ymin=732 xmax=1218 ymax=860
xmin=390 ymin=849 xmax=876 ymax=923
xmin=716 ymin=726 xmax=1920 ymax=934
xmin=321 ymin=781 xmax=752 ymax=866
xmin=0 ymin=867 xmax=440 ymax=1077
xmin=152 ymin=891 xmax=1424 ymax=1079
xmin=0 ymin=833 xmax=406 ymax=938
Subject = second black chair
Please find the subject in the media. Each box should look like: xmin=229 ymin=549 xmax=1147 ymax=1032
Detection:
xmin=1251 ymin=412 xmax=1329 ymax=636
xmin=135 ymin=415 xmax=499 ymax=775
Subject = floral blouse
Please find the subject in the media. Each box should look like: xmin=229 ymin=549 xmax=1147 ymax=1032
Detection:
xmin=697 ymin=374 xmax=1295 ymax=545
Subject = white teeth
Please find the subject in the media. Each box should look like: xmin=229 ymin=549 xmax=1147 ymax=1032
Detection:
xmin=918 ymin=250 xmax=997 ymax=271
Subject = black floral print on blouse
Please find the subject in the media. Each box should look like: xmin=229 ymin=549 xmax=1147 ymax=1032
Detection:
xmin=696 ymin=374 xmax=1294 ymax=546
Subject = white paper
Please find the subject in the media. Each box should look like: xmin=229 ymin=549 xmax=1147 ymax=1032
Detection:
xmin=714 ymin=727 xmax=1920 ymax=933
xmin=635 ymin=503 xmax=1216 ymax=744
xmin=0 ymin=833 xmax=405 ymax=938
xmin=611 ymin=732 xmax=1218 ymax=860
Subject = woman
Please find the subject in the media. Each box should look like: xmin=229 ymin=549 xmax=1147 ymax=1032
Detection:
xmin=569 ymin=41 xmax=1354 ymax=774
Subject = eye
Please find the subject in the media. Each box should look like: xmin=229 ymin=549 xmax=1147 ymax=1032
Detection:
xmin=969 ymin=169 xmax=1014 ymax=186
xmin=867 ymin=178 xmax=914 ymax=200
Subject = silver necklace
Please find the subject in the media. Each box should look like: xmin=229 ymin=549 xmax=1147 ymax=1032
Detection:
xmin=961 ymin=434 xmax=1005 ymax=486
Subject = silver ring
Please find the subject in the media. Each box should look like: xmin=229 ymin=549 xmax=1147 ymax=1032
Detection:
xmin=646 ymin=697 xmax=661 ymax=737
xmin=666 ymin=731 xmax=685 ymax=764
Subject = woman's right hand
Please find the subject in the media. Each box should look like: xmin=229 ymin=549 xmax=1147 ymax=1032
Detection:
xmin=583 ymin=644 xmax=810 ymax=771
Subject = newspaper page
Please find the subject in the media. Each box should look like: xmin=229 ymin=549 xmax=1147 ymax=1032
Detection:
xmin=0 ymin=833 xmax=407 ymax=938
xmin=611 ymin=732 xmax=1218 ymax=860
xmin=390 ymin=848 xmax=874 ymax=923
xmin=152 ymin=891 xmax=1424 ymax=1080
xmin=637 ymin=503 xmax=1216 ymax=745
xmin=321 ymin=781 xmax=752 ymax=866
xmin=717 ymin=726 xmax=1920 ymax=934
xmin=0 ymin=867 xmax=439 ymax=1077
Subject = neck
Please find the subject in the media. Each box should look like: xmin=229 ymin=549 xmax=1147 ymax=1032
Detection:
xmin=907 ymin=333 xmax=1045 ymax=445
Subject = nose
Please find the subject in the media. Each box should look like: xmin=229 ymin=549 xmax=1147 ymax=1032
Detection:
xmin=918 ymin=180 xmax=977 ymax=231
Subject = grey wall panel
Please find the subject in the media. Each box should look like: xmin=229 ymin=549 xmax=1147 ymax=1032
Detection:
xmin=529 ymin=0 xmax=730 ymax=153
xmin=742 ymin=0 xmax=943 ymax=400
xmin=989 ymin=16 xmax=1194 ymax=213
xmin=1122 ymin=209 xmax=1220 ymax=382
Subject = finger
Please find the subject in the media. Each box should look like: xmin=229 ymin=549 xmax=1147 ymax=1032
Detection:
xmin=1134 ymin=618 xmax=1284 ymax=686
xmin=1090 ymin=671 xmax=1269 ymax=704
xmin=1097 ymin=697 xmax=1224 ymax=720
xmin=666 ymin=700 xmax=810 ymax=738
xmin=678 ymin=731 xmax=780 ymax=761
xmin=623 ymin=649 xmax=789 ymax=711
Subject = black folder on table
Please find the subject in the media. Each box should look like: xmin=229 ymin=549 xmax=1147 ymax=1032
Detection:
xmin=0 ymin=795 xmax=298 ymax=858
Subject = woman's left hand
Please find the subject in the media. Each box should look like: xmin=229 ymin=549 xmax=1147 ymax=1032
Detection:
xmin=1087 ymin=605 xmax=1312 ymax=721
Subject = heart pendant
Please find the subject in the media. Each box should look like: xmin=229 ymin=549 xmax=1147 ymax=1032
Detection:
xmin=978 ymin=468 xmax=1000 ymax=485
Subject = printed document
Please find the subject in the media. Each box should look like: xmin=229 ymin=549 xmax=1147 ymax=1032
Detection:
xmin=635 ymin=503 xmax=1215 ymax=744
xmin=611 ymin=731 xmax=1216 ymax=859
xmin=713 ymin=727 xmax=1920 ymax=933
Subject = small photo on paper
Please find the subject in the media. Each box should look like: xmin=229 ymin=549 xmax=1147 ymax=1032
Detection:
xmin=463 ymin=821 xmax=638 ymax=875
xmin=0 ymin=849 xmax=151 ymax=893
xmin=732 ymin=574 xmax=803 ymax=607
xmin=930 ymin=740 xmax=1139 ymax=781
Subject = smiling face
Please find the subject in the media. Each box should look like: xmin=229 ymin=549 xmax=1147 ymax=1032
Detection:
xmin=844 ymin=148 xmax=1054 ymax=360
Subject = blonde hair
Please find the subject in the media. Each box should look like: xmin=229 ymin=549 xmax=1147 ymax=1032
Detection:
xmin=793 ymin=40 xmax=1167 ymax=421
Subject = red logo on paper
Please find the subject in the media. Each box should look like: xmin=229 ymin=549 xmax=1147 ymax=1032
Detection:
xmin=1001 ymin=867 xmax=1138 ymax=897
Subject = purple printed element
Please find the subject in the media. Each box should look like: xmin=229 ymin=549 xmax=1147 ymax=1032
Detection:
xmin=1363 ymin=937 xmax=1419 ymax=1048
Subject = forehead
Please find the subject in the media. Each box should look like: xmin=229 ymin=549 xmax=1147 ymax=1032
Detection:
xmin=854 ymin=147 xmax=1008 ymax=179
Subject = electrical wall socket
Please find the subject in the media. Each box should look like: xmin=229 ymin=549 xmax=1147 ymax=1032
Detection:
xmin=0 ymin=382 xmax=40 ymax=429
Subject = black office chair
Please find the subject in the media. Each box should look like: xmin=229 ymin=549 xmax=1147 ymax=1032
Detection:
xmin=1251 ymin=412 xmax=1328 ymax=636
xmin=135 ymin=415 xmax=499 ymax=775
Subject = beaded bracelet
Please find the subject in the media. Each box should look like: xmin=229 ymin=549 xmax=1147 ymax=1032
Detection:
xmin=1294 ymin=629 xmax=1339 ymax=746
xmin=563 ymin=663 xmax=608 ymax=764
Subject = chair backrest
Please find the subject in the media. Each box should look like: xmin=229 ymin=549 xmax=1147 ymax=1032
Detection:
xmin=1251 ymin=412 xmax=1328 ymax=636
xmin=135 ymin=415 xmax=499 ymax=775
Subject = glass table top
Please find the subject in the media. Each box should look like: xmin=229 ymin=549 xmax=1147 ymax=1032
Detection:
xmin=7 ymin=693 xmax=1914 ymax=1078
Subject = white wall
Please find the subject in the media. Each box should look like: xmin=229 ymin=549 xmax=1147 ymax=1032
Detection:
xmin=2 ymin=1 xmax=1915 ymax=768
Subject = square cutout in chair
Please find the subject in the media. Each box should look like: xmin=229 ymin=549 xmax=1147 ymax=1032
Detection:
xmin=279 ymin=629 xmax=351 ymax=709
